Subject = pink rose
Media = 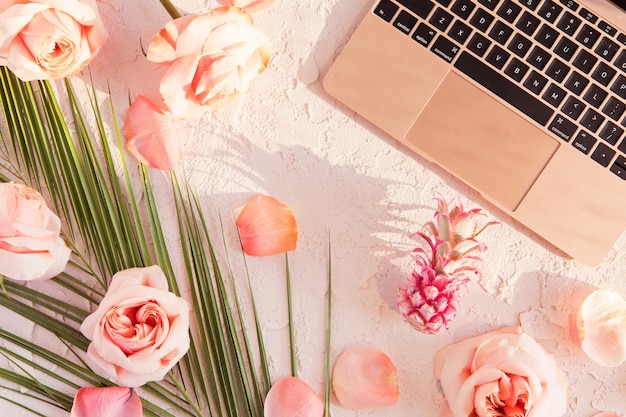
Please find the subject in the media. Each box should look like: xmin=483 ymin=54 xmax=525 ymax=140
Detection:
xmin=81 ymin=265 xmax=190 ymax=387
xmin=434 ymin=327 xmax=568 ymax=417
xmin=0 ymin=182 xmax=70 ymax=281
xmin=147 ymin=6 xmax=271 ymax=118
xmin=0 ymin=0 xmax=108 ymax=81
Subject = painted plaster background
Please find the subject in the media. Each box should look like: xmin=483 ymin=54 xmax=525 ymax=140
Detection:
xmin=2 ymin=0 xmax=626 ymax=415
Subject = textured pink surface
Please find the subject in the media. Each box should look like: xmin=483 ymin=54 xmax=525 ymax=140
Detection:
xmin=2 ymin=0 xmax=625 ymax=415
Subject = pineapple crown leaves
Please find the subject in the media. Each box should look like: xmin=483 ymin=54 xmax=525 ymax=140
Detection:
xmin=422 ymin=198 xmax=498 ymax=259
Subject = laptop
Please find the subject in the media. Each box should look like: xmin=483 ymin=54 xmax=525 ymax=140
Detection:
xmin=324 ymin=0 xmax=626 ymax=265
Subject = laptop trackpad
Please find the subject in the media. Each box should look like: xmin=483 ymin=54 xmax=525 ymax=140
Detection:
xmin=405 ymin=71 xmax=559 ymax=211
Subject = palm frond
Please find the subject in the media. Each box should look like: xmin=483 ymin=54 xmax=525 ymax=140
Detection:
xmin=0 ymin=62 xmax=270 ymax=416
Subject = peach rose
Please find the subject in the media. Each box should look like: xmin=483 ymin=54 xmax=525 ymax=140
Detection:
xmin=81 ymin=265 xmax=190 ymax=387
xmin=0 ymin=182 xmax=70 ymax=281
xmin=434 ymin=327 xmax=568 ymax=417
xmin=0 ymin=0 xmax=108 ymax=81
xmin=147 ymin=6 xmax=271 ymax=118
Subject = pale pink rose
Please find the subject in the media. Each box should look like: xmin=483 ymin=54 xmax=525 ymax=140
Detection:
xmin=147 ymin=6 xmax=272 ymax=118
xmin=70 ymin=386 xmax=143 ymax=417
xmin=81 ymin=265 xmax=190 ymax=387
xmin=124 ymin=95 xmax=183 ymax=171
xmin=434 ymin=327 xmax=568 ymax=417
xmin=0 ymin=0 xmax=108 ymax=81
xmin=0 ymin=182 xmax=70 ymax=281
xmin=576 ymin=290 xmax=626 ymax=367
xmin=223 ymin=0 xmax=276 ymax=13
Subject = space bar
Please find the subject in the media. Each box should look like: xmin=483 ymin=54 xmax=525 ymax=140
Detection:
xmin=453 ymin=51 xmax=553 ymax=126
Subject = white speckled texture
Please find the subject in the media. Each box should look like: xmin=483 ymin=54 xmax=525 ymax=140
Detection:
xmin=2 ymin=0 xmax=626 ymax=415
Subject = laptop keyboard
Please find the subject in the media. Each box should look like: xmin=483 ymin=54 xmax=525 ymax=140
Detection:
xmin=374 ymin=0 xmax=626 ymax=179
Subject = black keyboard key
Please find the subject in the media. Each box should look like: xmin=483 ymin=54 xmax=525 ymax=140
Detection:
xmin=562 ymin=96 xmax=586 ymax=119
xmin=478 ymin=0 xmax=500 ymax=10
xmin=486 ymin=44 xmax=511 ymax=68
xmin=497 ymin=0 xmax=521 ymax=23
xmin=430 ymin=8 xmax=454 ymax=31
xmin=591 ymin=62 xmax=617 ymax=87
xmin=505 ymin=57 xmax=530 ymax=81
xmin=549 ymin=114 xmax=578 ymax=141
xmin=520 ymin=0 xmax=542 ymax=11
xmin=394 ymin=11 xmax=419 ymax=34
xmin=591 ymin=142 xmax=616 ymax=167
xmin=598 ymin=21 xmax=618 ymax=36
xmin=374 ymin=0 xmax=400 ymax=21
xmin=436 ymin=0 xmax=453 ymax=6
xmin=535 ymin=24 xmax=559 ymax=48
xmin=554 ymin=37 xmax=578 ymax=61
xmin=564 ymin=71 xmax=589 ymax=94
xmin=619 ymin=33 xmax=626 ymax=46
xmin=559 ymin=0 xmax=579 ymax=10
xmin=620 ymin=138 xmax=626 ymax=153
xmin=449 ymin=20 xmax=472 ymax=44
xmin=583 ymin=84 xmax=608 ymax=108
xmin=524 ymin=70 xmax=549 ymax=94
xmin=613 ymin=50 xmax=626 ymax=73
xmin=546 ymin=58 xmax=570 ymax=82
xmin=413 ymin=22 xmax=437 ymax=46
xmin=599 ymin=121 xmax=624 ymax=145
xmin=579 ymin=7 xmax=597 ymax=23
xmin=451 ymin=0 xmax=476 ymax=18
xmin=611 ymin=75 xmax=626 ymax=99
xmin=538 ymin=0 xmax=563 ymax=23
xmin=526 ymin=45 xmax=551 ymax=70
xmin=602 ymin=98 xmax=626 ymax=122
xmin=581 ymin=108 xmax=605 ymax=131
xmin=470 ymin=8 xmax=495 ymax=32
xmin=572 ymin=130 xmax=597 ymax=154
xmin=572 ymin=49 xmax=597 ymax=73
xmin=556 ymin=11 xmax=581 ymax=35
xmin=576 ymin=24 xmax=601 ymax=49
xmin=455 ymin=51 xmax=554 ymax=125
xmin=467 ymin=32 xmax=492 ymax=56
xmin=489 ymin=20 xmax=514 ymax=44
xmin=516 ymin=11 xmax=541 ymax=36
xmin=595 ymin=37 xmax=619 ymax=62
xmin=431 ymin=36 xmax=461 ymax=62
xmin=610 ymin=156 xmax=626 ymax=179
xmin=508 ymin=33 xmax=533 ymax=57
xmin=543 ymin=83 xmax=567 ymax=107
xmin=398 ymin=0 xmax=435 ymax=18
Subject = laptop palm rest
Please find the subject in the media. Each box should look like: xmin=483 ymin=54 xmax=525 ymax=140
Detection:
xmin=405 ymin=71 xmax=559 ymax=211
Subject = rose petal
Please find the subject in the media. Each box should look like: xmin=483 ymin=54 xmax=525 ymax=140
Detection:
xmin=124 ymin=96 xmax=183 ymax=170
xmin=264 ymin=376 xmax=324 ymax=417
xmin=70 ymin=386 xmax=143 ymax=417
xmin=577 ymin=290 xmax=626 ymax=367
xmin=593 ymin=413 xmax=621 ymax=417
xmin=223 ymin=0 xmax=276 ymax=13
xmin=80 ymin=266 xmax=190 ymax=387
xmin=331 ymin=348 xmax=399 ymax=410
xmin=236 ymin=194 xmax=297 ymax=256
xmin=434 ymin=327 xmax=568 ymax=417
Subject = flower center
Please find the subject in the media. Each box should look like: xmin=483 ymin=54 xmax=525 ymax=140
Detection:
xmin=104 ymin=301 xmax=169 ymax=355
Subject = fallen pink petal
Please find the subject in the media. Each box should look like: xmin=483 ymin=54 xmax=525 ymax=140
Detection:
xmin=264 ymin=376 xmax=324 ymax=417
xmin=70 ymin=386 xmax=143 ymax=417
xmin=124 ymin=95 xmax=183 ymax=171
xmin=331 ymin=347 xmax=399 ymax=410
xmin=236 ymin=194 xmax=298 ymax=256
xmin=577 ymin=290 xmax=626 ymax=367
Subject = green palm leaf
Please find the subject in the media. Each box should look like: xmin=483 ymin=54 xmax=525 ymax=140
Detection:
xmin=0 ymin=62 xmax=270 ymax=416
